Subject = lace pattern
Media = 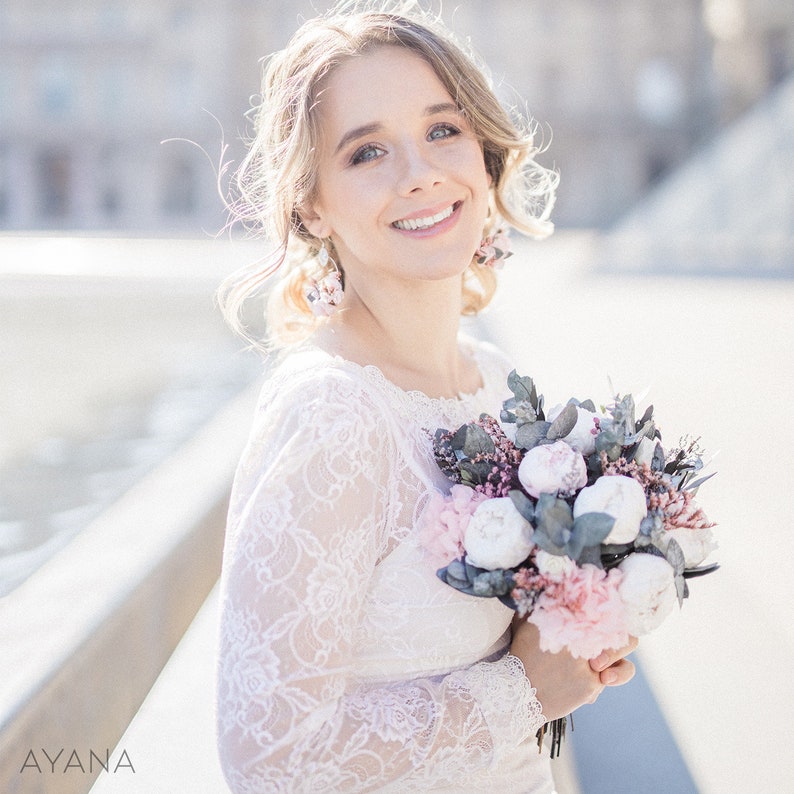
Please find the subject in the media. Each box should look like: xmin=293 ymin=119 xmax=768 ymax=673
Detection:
xmin=216 ymin=338 xmax=553 ymax=793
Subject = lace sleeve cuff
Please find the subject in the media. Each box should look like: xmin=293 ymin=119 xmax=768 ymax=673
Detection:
xmin=458 ymin=652 xmax=546 ymax=760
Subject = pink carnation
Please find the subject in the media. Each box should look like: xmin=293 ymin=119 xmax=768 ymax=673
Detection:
xmin=419 ymin=485 xmax=487 ymax=565
xmin=525 ymin=563 xmax=629 ymax=659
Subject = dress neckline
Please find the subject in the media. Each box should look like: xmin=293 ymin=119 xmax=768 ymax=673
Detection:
xmin=297 ymin=335 xmax=491 ymax=408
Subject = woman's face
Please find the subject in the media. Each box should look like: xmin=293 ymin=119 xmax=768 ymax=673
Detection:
xmin=303 ymin=45 xmax=491 ymax=291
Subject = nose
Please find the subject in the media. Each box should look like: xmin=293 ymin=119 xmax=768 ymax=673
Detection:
xmin=395 ymin=141 xmax=442 ymax=195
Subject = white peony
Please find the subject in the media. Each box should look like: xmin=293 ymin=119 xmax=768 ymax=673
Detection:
xmin=573 ymin=475 xmax=647 ymax=544
xmin=618 ymin=553 xmax=678 ymax=635
xmin=518 ymin=440 xmax=587 ymax=499
xmin=664 ymin=527 xmax=718 ymax=568
xmin=534 ymin=549 xmax=577 ymax=579
xmin=547 ymin=403 xmax=604 ymax=456
xmin=464 ymin=497 xmax=534 ymax=570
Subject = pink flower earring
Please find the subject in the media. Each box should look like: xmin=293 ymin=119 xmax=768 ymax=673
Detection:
xmin=475 ymin=226 xmax=513 ymax=269
xmin=305 ymin=240 xmax=344 ymax=317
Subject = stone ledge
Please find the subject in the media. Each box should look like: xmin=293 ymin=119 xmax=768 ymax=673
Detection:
xmin=0 ymin=383 xmax=259 ymax=794
xmin=88 ymin=584 xmax=227 ymax=793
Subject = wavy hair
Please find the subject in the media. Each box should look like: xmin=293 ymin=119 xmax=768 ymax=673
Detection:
xmin=219 ymin=0 xmax=558 ymax=348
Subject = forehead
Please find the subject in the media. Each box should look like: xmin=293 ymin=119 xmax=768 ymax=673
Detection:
xmin=313 ymin=45 xmax=454 ymax=141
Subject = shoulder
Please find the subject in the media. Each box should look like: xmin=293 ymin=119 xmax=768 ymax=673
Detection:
xmin=249 ymin=347 xmax=395 ymax=445
xmin=265 ymin=347 xmax=388 ymax=407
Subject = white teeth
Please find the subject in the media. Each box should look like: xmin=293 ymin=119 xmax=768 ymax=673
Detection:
xmin=394 ymin=204 xmax=455 ymax=230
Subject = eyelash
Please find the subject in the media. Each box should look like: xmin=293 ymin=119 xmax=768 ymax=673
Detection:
xmin=349 ymin=123 xmax=462 ymax=166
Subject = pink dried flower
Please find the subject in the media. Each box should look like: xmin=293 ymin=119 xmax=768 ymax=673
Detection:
xmin=524 ymin=563 xmax=629 ymax=659
xmin=649 ymin=488 xmax=714 ymax=531
xmin=418 ymin=485 xmax=487 ymax=565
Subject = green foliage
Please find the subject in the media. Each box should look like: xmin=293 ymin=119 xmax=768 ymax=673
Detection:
xmin=437 ymin=557 xmax=516 ymax=599
xmin=452 ymin=422 xmax=495 ymax=458
xmin=501 ymin=370 xmax=545 ymax=428
xmin=509 ymin=489 xmax=535 ymax=522
xmin=665 ymin=538 xmax=689 ymax=605
xmin=547 ymin=403 xmax=578 ymax=440
xmin=532 ymin=494 xmax=616 ymax=563
xmin=515 ymin=420 xmax=552 ymax=450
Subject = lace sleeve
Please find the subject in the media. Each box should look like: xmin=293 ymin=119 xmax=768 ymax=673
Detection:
xmin=216 ymin=364 xmax=546 ymax=793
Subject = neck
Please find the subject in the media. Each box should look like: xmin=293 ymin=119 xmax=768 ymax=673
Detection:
xmin=316 ymin=275 xmax=477 ymax=399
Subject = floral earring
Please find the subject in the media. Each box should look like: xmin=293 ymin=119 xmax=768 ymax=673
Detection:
xmin=305 ymin=240 xmax=344 ymax=317
xmin=476 ymin=226 xmax=513 ymax=269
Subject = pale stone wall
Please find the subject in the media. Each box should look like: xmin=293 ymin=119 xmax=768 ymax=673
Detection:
xmin=0 ymin=0 xmax=791 ymax=230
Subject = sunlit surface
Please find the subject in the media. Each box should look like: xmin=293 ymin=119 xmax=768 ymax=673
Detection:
xmin=0 ymin=236 xmax=263 ymax=596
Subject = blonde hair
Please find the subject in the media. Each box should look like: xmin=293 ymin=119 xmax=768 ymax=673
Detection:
xmin=220 ymin=0 xmax=558 ymax=348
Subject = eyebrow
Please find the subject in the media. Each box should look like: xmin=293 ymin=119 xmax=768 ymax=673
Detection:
xmin=333 ymin=102 xmax=462 ymax=155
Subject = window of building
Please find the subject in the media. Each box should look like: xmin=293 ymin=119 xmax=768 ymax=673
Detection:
xmin=167 ymin=62 xmax=197 ymax=118
xmin=0 ymin=66 xmax=11 ymax=122
xmin=0 ymin=147 xmax=8 ymax=222
xmin=38 ymin=57 xmax=77 ymax=118
xmin=97 ymin=145 xmax=123 ymax=223
xmin=161 ymin=154 xmax=196 ymax=217
xmin=98 ymin=0 xmax=126 ymax=32
xmin=169 ymin=4 xmax=194 ymax=32
xmin=36 ymin=149 xmax=72 ymax=221
xmin=98 ymin=63 xmax=132 ymax=121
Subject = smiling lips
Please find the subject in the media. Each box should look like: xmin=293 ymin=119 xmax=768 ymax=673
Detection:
xmin=392 ymin=202 xmax=459 ymax=231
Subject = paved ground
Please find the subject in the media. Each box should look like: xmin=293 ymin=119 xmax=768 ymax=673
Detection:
xmin=482 ymin=231 xmax=794 ymax=793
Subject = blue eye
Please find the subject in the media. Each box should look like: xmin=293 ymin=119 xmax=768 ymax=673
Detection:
xmin=351 ymin=144 xmax=384 ymax=165
xmin=428 ymin=124 xmax=460 ymax=141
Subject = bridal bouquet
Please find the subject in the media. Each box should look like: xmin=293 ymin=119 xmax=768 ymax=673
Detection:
xmin=422 ymin=372 xmax=718 ymax=754
xmin=423 ymin=371 xmax=718 ymax=667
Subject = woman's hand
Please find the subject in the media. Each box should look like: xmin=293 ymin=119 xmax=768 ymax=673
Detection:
xmin=509 ymin=616 xmax=638 ymax=721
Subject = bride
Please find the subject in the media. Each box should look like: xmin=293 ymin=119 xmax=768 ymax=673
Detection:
xmin=215 ymin=3 xmax=637 ymax=791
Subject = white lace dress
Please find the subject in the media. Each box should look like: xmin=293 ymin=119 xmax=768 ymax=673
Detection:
xmin=216 ymin=338 xmax=555 ymax=793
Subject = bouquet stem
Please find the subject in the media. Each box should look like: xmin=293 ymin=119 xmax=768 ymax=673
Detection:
xmin=536 ymin=713 xmax=572 ymax=759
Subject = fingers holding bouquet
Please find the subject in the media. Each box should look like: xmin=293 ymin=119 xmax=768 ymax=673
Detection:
xmin=589 ymin=635 xmax=639 ymax=686
xmin=510 ymin=617 xmax=638 ymax=721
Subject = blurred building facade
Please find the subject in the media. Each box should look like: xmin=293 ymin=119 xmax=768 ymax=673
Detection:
xmin=0 ymin=0 xmax=792 ymax=232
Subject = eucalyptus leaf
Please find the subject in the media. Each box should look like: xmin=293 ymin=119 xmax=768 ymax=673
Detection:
xmin=579 ymin=399 xmax=596 ymax=413
xmin=626 ymin=419 xmax=655 ymax=445
xmin=462 ymin=423 xmax=496 ymax=458
xmin=460 ymin=459 xmax=492 ymax=486
xmin=665 ymin=538 xmax=686 ymax=576
xmin=637 ymin=404 xmax=654 ymax=428
xmin=507 ymin=369 xmax=537 ymax=404
xmin=685 ymin=471 xmax=716 ymax=491
xmin=611 ymin=394 xmax=636 ymax=436
xmin=516 ymin=420 xmax=551 ymax=450
xmin=594 ymin=427 xmax=623 ymax=460
xmin=509 ymin=489 xmax=535 ymax=523
xmin=547 ymin=403 xmax=578 ymax=440
xmin=572 ymin=511 xmax=615 ymax=547
xmin=450 ymin=424 xmax=469 ymax=452
xmin=533 ymin=494 xmax=574 ymax=555
xmin=465 ymin=558 xmax=484 ymax=581
xmin=566 ymin=532 xmax=587 ymax=562
xmin=444 ymin=558 xmax=470 ymax=587
xmin=473 ymin=569 xmax=515 ymax=597
xmin=651 ymin=442 xmax=666 ymax=472
xmin=577 ymin=545 xmax=603 ymax=567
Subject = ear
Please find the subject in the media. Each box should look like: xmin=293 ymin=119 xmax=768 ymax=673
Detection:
xmin=297 ymin=202 xmax=332 ymax=240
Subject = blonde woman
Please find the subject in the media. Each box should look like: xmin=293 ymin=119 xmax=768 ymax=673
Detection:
xmin=216 ymin=3 xmax=637 ymax=791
